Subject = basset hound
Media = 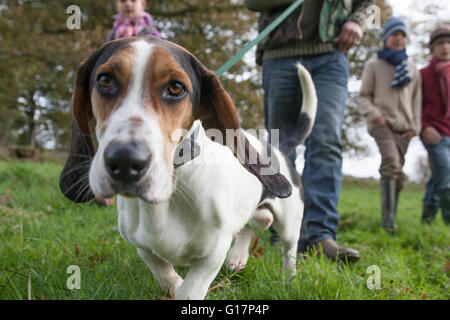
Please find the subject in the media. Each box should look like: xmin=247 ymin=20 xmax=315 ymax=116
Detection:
xmin=60 ymin=36 xmax=317 ymax=300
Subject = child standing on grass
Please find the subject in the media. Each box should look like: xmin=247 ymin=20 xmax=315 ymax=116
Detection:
xmin=359 ymin=17 xmax=422 ymax=233
xmin=420 ymin=25 xmax=450 ymax=225
xmin=106 ymin=0 xmax=160 ymax=42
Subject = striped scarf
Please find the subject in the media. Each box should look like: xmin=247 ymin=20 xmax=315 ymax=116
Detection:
xmin=377 ymin=48 xmax=412 ymax=88
xmin=113 ymin=12 xmax=160 ymax=40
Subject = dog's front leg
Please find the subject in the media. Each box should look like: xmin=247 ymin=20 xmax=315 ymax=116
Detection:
xmin=137 ymin=248 xmax=184 ymax=298
xmin=174 ymin=235 xmax=232 ymax=300
xmin=226 ymin=224 xmax=254 ymax=271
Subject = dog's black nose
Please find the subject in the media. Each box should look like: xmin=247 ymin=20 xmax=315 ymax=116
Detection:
xmin=104 ymin=141 xmax=151 ymax=183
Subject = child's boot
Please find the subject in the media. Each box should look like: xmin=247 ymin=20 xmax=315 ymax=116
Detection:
xmin=380 ymin=178 xmax=398 ymax=233
xmin=440 ymin=193 xmax=450 ymax=225
xmin=421 ymin=205 xmax=439 ymax=224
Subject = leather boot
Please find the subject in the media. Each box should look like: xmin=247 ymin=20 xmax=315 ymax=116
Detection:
xmin=313 ymin=239 xmax=360 ymax=263
xmin=380 ymin=178 xmax=398 ymax=233
xmin=440 ymin=193 xmax=450 ymax=225
xmin=421 ymin=205 xmax=439 ymax=224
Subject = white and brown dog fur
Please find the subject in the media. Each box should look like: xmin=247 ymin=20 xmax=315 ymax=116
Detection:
xmin=60 ymin=36 xmax=317 ymax=300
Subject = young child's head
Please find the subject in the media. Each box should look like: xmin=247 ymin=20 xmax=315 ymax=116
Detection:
xmin=115 ymin=0 xmax=147 ymax=19
xmin=429 ymin=25 xmax=450 ymax=61
xmin=382 ymin=16 xmax=409 ymax=51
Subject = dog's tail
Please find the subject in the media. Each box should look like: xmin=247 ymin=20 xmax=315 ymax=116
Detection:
xmin=278 ymin=63 xmax=317 ymax=156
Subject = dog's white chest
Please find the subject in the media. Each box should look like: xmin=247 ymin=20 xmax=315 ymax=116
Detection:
xmin=117 ymin=151 xmax=263 ymax=266
xmin=117 ymin=196 xmax=210 ymax=265
xmin=116 ymin=123 xmax=264 ymax=266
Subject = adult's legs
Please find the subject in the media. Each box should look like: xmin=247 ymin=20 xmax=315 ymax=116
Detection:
xmin=262 ymin=57 xmax=303 ymax=243
xmin=298 ymin=51 xmax=349 ymax=251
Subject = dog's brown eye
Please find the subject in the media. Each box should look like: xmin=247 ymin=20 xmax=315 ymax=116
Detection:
xmin=167 ymin=81 xmax=186 ymax=97
xmin=98 ymin=75 xmax=113 ymax=90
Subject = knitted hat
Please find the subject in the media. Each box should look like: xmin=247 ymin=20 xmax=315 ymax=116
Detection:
xmin=429 ymin=24 xmax=450 ymax=46
xmin=382 ymin=16 xmax=410 ymax=43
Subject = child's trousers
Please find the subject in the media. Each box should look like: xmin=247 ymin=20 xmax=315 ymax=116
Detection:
xmin=370 ymin=124 xmax=411 ymax=190
xmin=423 ymin=135 xmax=450 ymax=207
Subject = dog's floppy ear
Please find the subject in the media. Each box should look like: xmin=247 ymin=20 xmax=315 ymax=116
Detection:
xmin=60 ymin=38 xmax=135 ymax=202
xmin=195 ymin=67 xmax=292 ymax=199
xmin=59 ymin=55 xmax=97 ymax=203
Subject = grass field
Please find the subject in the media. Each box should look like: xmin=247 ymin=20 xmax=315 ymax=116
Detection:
xmin=0 ymin=160 xmax=448 ymax=300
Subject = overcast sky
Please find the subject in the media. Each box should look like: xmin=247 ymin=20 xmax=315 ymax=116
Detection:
xmin=390 ymin=0 xmax=450 ymax=21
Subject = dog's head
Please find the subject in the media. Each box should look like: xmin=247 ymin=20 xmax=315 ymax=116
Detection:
xmin=59 ymin=36 xmax=291 ymax=203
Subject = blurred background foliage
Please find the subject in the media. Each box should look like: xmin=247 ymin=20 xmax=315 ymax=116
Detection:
xmin=0 ymin=0 xmax=444 ymax=156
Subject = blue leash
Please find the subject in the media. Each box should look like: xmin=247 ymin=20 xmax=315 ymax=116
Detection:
xmin=215 ymin=0 xmax=305 ymax=77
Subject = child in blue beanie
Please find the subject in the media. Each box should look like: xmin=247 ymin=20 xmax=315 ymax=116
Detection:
xmin=359 ymin=16 xmax=422 ymax=233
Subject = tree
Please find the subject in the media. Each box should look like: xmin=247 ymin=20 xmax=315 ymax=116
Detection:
xmin=0 ymin=1 xmax=107 ymax=148
xmin=0 ymin=0 xmax=260 ymax=149
xmin=0 ymin=0 xmax=444 ymax=157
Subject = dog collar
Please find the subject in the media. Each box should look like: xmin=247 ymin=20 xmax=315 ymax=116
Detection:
xmin=173 ymin=123 xmax=201 ymax=169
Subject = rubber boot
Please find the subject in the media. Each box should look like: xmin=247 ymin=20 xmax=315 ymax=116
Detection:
xmin=380 ymin=178 xmax=398 ymax=233
xmin=421 ymin=205 xmax=439 ymax=224
xmin=394 ymin=187 xmax=400 ymax=216
xmin=439 ymin=193 xmax=450 ymax=225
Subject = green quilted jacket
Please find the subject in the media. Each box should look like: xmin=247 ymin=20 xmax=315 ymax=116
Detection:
xmin=244 ymin=0 xmax=375 ymax=65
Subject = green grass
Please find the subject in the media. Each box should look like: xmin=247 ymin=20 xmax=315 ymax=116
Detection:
xmin=0 ymin=161 xmax=448 ymax=300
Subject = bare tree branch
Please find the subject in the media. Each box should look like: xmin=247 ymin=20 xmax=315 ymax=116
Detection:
xmin=151 ymin=3 xmax=246 ymax=17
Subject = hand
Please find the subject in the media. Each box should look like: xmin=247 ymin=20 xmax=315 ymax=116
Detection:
xmin=421 ymin=126 xmax=442 ymax=145
xmin=333 ymin=21 xmax=363 ymax=53
xmin=401 ymin=131 xmax=414 ymax=140
xmin=373 ymin=115 xmax=387 ymax=128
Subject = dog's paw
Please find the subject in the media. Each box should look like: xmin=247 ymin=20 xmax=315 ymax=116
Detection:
xmin=287 ymin=269 xmax=297 ymax=281
xmin=226 ymin=249 xmax=249 ymax=272
xmin=252 ymin=208 xmax=273 ymax=229
xmin=163 ymin=274 xmax=184 ymax=298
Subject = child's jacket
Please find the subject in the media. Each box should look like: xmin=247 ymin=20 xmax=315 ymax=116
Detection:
xmin=421 ymin=58 xmax=450 ymax=137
